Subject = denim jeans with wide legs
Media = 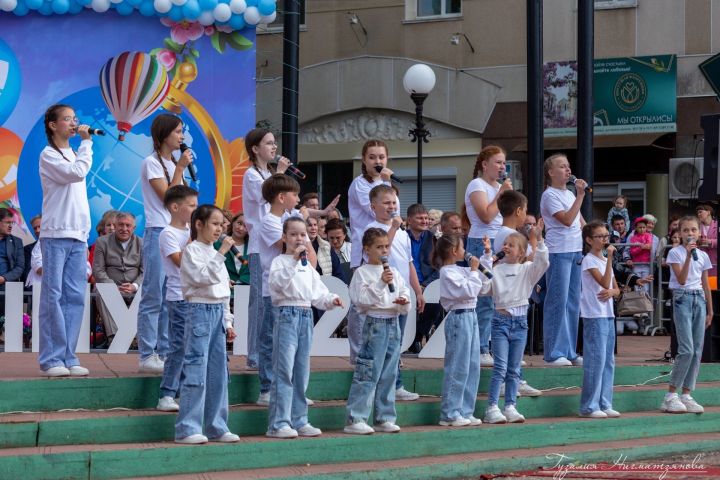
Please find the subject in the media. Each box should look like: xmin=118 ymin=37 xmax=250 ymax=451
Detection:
xmin=467 ymin=237 xmax=493 ymax=355
xmin=175 ymin=303 xmax=230 ymax=440
xmin=268 ymin=306 xmax=313 ymax=432
xmin=346 ymin=316 xmax=401 ymax=425
xmin=488 ymin=312 xmax=528 ymax=407
xmin=670 ymin=290 xmax=707 ymax=391
xmin=159 ymin=300 xmax=190 ymax=399
xmin=137 ymin=227 xmax=169 ymax=361
xmin=579 ymin=317 xmax=615 ymax=414
xmin=440 ymin=309 xmax=481 ymax=421
xmin=258 ymin=296 xmax=279 ymax=394
xmin=247 ymin=253 xmax=264 ymax=367
xmin=347 ymin=302 xmax=365 ymax=365
xmin=38 ymin=238 xmax=87 ymax=371
xmin=543 ymin=251 xmax=582 ymax=362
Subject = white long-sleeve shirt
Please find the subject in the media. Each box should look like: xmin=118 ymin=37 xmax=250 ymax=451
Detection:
xmin=349 ymin=264 xmax=411 ymax=318
xmin=180 ymin=240 xmax=233 ymax=328
xmin=491 ymin=243 xmax=549 ymax=310
xmin=25 ymin=241 xmax=43 ymax=287
xmin=39 ymin=141 xmax=92 ymax=241
xmin=242 ymin=166 xmax=272 ymax=254
xmin=268 ymin=254 xmax=339 ymax=309
xmin=347 ymin=175 xmax=393 ymax=268
xmin=439 ymin=265 xmax=491 ymax=311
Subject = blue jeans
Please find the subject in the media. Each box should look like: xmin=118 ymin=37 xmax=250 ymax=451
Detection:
xmin=488 ymin=312 xmax=528 ymax=407
xmin=38 ymin=238 xmax=87 ymax=371
xmin=259 ymin=296 xmax=279 ymax=394
xmin=159 ymin=300 xmax=190 ymax=399
xmin=543 ymin=251 xmax=582 ymax=362
xmin=175 ymin=303 xmax=230 ymax=440
xmin=346 ymin=316 xmax=401 ymax=425
xmin=247 ymin=253 xmax=264 ymax=367
xmin=347 ymin=302 xmax=365 ymax=364
xmin=670 ymin=290 xmax=707 ymax=391
xmin=580 ymin=317 xmax=615 ymax=413
xmin=395 ymin=313 xmax=407 ymax=390
xmin=467 ymin=237 xmax=493 ymax=355
xmin=137 ymin=227 xmax=169 ymax=361
xmin=268 ymin=306 xmax=313 ymax=432
xmin=440 ymin=309 xmax=480 ymax=421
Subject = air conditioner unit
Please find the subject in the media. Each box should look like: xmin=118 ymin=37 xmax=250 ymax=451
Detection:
xmin=669 ymin=158 xmax=703 ymax=199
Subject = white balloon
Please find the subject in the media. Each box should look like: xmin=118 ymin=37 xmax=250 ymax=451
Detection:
xmin=259 ymin=11 xmax=276 ymax=24
xmin=153 ymin=0 xmax=171 ymax=13
xmin=198 ymin=10 xmax=214 ymax=25
xmin=213 ymin=3 xmax=231 ymax=21
xmin=170 ymin=0 xmax=187 ymax=5
xmin=91 ymin=0 xmax=111 ymax=12
xmin=243 ymin=5 xmax=260 ymax=25
xmin=228 ymin=0 xmax=245 ymax=14
xmin=0 ymin=0 xmax=17 ymax=12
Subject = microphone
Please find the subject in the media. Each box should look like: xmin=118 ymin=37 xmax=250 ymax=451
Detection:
xmin=300 ymin=249 xmax=308 ymax=266
xmin=179 ymin=143 xmax=198 ymax=182
xmin=75 ymin=128 xmax=105 ymax=136
xmin=273 ymin=155 xmax=306 ymax=180
xmin=464 ymin=252 xmax=493 ymax=280
xmin=219 ymin=234 xmax=244 ymax=262
xmin=568 ymin=175 xmax=593 ymax=193
xmin=380 ymin=255 xmax=395 ymax=293
xmin=374 ymin=165 xmax=404 ymax=184
xmin=687 ymin=236 xmax=698 ymax=261
xmin=493 ymin=251 xmax=506 ymax=263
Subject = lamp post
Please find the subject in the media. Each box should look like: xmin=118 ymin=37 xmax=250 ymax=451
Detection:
xmin=403 ymin=64 xmax=436 ymax=204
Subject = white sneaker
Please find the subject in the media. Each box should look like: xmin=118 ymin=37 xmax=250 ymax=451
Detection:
xmin=256 ymin=392 xmax=270 ymax=406
xmin=439 ymin=417 xmax=471 ymax=427
xmin=344 ymin=422 xmax=375 ymax=435
xmin=518 ymin=380 xmax=542 ymax=397
xmin=210 ymin=432 xmax=240 ymax=443
xmin=602 ymin=408 xmax=621 ymax=418
xmin=138 ymin=354 xmax=164 ymax=373
xmin=266 ymin=426 xmax=298 ymax=439
xmin=571 ymin=356 xmax=584 ymax=366
xmin=395 ymin=387 xmax=419 ymax=401
xmin=579 ymin=410 xmax=607 ymax=419
xmin=680 ymin=394 xmax=704 ymax=413
xmin=41 ymin=366 xmax=70 ymax=377
xmin=374 ymin=421 xmax=401 ymax=433
xmin=157 ymin=396 xmax=180 ymax=412
xmin=661 ymin=393 xmax=688 ymax=413
xmin=175 ymin=434 xmax=208 ymax=444
xmin=297 ymin=424 xmax=322 ymax=437
xmin=503 ymin=405 xmax=525 ymax=423
xmin=483 ymin=405 xmax=507 ymax=424
xmin=520 ymin=359 xmax=527 ymax=367
xmin=68 ymin=365 xmax=89 ymax=377
xmin=480 ymin=353 xmax=494 ymax=367
xmin=544 ymin=357 xmax=572 ymax=367
xmin=306 ymin=397 xmax=315 ymax=406
xmin=465 ymin=415 xmax=483 ymax=426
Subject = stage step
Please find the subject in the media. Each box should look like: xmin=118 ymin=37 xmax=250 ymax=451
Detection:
xmin=1 ymin=410 xmax=718 ymax=480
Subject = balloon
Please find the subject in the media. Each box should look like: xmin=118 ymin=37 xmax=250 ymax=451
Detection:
xmin=68 ymin=0 xmax=83 ymax=12
xmin=51 ymin=0 xmax=69 ymax=13
xmin=257 ymin=0 xmax=272 ymax=16
xmin=24 ymin=0 xmax=40 ymax=8
xmin=259 ymin=11 xmax=275 ymax=24
xmin=38 ymin=1 xmax=52 ymax=14
xmin=245 ymin=0 xmax=255 ymax=5
xmin=170 ymin=0 xmax=186 ymax=4
xmin=99 ymin=52 xmax=170 ymax=141
xmin=168 ymin=3 xmax=183 ymax=19
xmin=0 ymin=39 xmax=21 ymax=126
xmin=153 ymin=0 xmax=171 ymax=13
xmin=115 ymin=0 xmax=134 ymax=14
xmin=197 ymin=10 xmax=214 ymax=25
xmin=197 ymin=0 xmax=215 ymax=10
xmin=75 ymin=0 xmax=91 ymax=6
xmin=243 ymin=5 xmax=259 ymax=24
xmin=181 ymin=0 xmax=199 ymax=18
xmin=91 ymin=0 xmax=110 ymax=12
xmin=213 ymin=2 xmax=230 ymax=21
xmin=0 ymin=0 xmax=17 ymax=12
xmin=228 ymin=0 xmax=243 ymax=13
xmin=13 ymin=0 xmax=28 ymax=14
xmin=126 ymin=0 xmax=142 ymax=5
xmin=138 ymin=0 xmax=154 ymax=15
xmin=228 ymin=12 xmax=244 ymax=30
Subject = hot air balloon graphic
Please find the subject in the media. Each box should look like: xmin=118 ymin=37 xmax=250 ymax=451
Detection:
xmin=99 ymin=51 xmax=170 ymax=141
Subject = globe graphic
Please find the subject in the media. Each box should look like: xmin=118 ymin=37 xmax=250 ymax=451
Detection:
xmin=17 ymin=87 xmax=216 ymax=244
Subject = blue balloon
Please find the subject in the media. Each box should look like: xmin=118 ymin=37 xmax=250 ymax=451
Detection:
xmin=13 ymin=0 xmax=29 ymax=15
xmin=25 ymin=0 xmax=42 ymax=9
xmin=68 ymin=0 xmax=83 ymax=12
xmin=246 ymin=0 xmax=256 ymax=6
xmin=0 ymin=39 xmax=21 ymax=126
xmin=181 ymin=0 xmax=200 ymax=19
xmin=229 ymin=13 xmax=245 ymax=30
xmin=138 ymin=0 xmax=154 ymax=15
xmin=126 ymin=0 xmax=142 ymax=6
xmin=198 ymin=0 xmax=216 ymax=11
xmin=115 ymin=1 xmax=134 ymax=15
xmin=168 ymin=4 xmax=183 ymax=20
xmin=75 ymin=0 xmax=91 ymax=5
xmin=257 ymin=0 xmax=274 ymax=16
xmin=51 ymin=0 xmax=70 ymax=14
xmin=38 ymin=1 xmax=53 ymax=15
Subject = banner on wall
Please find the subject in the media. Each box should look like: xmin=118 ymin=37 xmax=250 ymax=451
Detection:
xmin=543 ymin=54 xmax=677 ymax=137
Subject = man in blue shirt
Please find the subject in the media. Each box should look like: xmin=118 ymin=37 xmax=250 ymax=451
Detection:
xmin=406 ymin=204 xmax=432 ymax=353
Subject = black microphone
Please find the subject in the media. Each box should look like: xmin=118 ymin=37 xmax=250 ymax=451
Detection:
xmin=89 ymin=128 xmax=105 ymax=136
xmin=380 ymin=255 xmax=395 ymax=292
xmin=374 ymin=165 xmax=403 ymax=184
xmin=300 ymin=249 xmax=308 ymax=266
xmin=274 ymin=155 xmax=306 ymax=180
xmin=179 ymin=143 xmax=198 ymax=182
xmin=493 ymin=250 xmax=506 ymax=263
xmin=219 ymin=234 xmax=243 ymax=261
xmin=464 ymin=252 xmax=493 ymax=279
xmin=687 ymin=236 xmax=698 ymax=261
xmin=568 ymin=175 xmax=593 ymax=193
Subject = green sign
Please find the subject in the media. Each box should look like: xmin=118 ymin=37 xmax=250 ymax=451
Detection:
xmin=543 ymin=55 xmax=677 ymax=137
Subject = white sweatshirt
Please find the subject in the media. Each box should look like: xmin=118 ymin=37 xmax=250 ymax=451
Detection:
xmin=39 ymin=141 xmax=93 ymax=241
xmin=268 ymin=254 xmax=339 ymax=309
xmin=180 ymin=240 xmax=233 ymax=328
xmin=242 ymin=166 xmax=272 ymax=254
xmin=491 ymin=243 xmax=549 ymax=310
xmin=439 ymin=265 xmax=491 ymax=311
xmin=347 ymin=175 xmax=393 ymax=268
xmin=349 ymin=263 xmax=411 ymax=318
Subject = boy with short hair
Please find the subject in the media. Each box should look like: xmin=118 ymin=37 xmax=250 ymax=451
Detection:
xmin=364 ymin=184 xmax=425 ymax=401
xmin=157 ymin=185 xmax=199 ymax=412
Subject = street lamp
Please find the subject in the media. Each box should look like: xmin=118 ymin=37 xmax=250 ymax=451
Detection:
xmin=403 ymin=63 xmax=436 ymax=204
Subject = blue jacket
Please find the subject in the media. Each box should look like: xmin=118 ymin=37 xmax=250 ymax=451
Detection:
xmin=0 ymin=234 xmax=26 ymax=282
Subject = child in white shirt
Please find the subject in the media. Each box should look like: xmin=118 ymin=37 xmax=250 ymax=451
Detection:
xmin=266 ymin=217 xmax=342 ymax=439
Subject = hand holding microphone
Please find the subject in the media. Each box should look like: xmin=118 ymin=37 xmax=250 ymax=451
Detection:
xmin=687 ymin=236 xmax=699 ymax=261
xmin=568 ymin=175 xmax=592 ymax=193
xmin=274 ymin=154 xmax=306 ymax=180
xmin=380 ymin=255 xmax=395 ymax=292
xmin=179 ymin=143 xmax=198 ymax=182
xmin=218 ymin=234 xmax=238 ymax=258
xmin=374 ymin=165 xmax=403 ymax=183
xmin=464 ymin=252 xmax=493 ymax=280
